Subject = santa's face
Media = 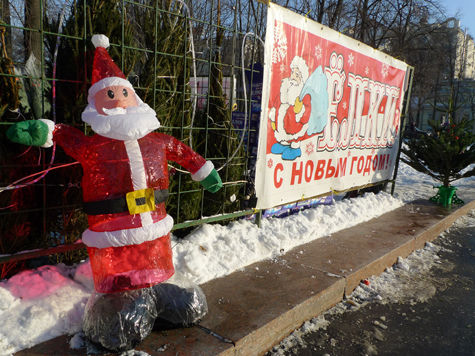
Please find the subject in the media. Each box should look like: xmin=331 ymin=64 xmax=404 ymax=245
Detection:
xmin=82 ymin=85 xmax=160 ymax=141
xmin=94 ymin=85 xmax=138 ymax=115
xmin=290 ymin=67 xmax=303 ymax=86
xmin=280 ymin=72 xmax=304 ymax=106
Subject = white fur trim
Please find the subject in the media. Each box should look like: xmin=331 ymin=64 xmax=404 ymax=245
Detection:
xmin=274 ymin=123 xmax=309 ymax=142
xmin=290 ymin=141 xmax=301 ymax=149
xmin=124 ymin=140 xmax=147 ymax=190
xmin=91 ymin=34 xmax=109 ymax=49
xmin=124 ymin=140 xmax=153 ymax=226
xmin=82 ymin=215 xmax=174 ymax=248
xmin=269 ymin=107 xmax=276 ymax=122
xmin=39 ymin=119 xmax=55 ymax=148
xmin=87 ymin=77 xmax=134 ymax=102
xmin=191 ymin=161 xmax=214 ymax=181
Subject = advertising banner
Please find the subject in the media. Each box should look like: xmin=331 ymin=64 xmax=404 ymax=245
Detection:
xmin=255 ymin=3 xmax=409 ymax=209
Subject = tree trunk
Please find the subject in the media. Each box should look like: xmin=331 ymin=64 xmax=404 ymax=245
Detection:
xmin=209 ymin=0 xmax=225 ymax=118
xmin=328 ymin=0 xmax=343 ymax=29
xmin=317 ymin=0 xmax=325 ymax=24
xmin=1 ymin=0 xmax=12 ymax=58
xmin=24 ymin=0 xmax=41 ymax=62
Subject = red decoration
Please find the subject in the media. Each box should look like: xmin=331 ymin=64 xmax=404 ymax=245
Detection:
xmin=92 ymin=47 xmax=126 ymax=85
xmin=45 ymin=35 xmax=215 ymax=293
xmin=87 ymin=234 xmax=174 ymax=293
xmin=54 ymin=125 xmax=207 ymax=293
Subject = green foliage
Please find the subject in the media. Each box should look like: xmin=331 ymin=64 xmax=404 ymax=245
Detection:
xmin=129 ymin=2 xmax=202 ymax=222
xmin=17 ymin=54 xmax=51 ymax=120
xmin=190 ymin=108 xmax=245 ymax=219
xmin=401 ymin=117 xmax=475 ymax=187
xmin=0 ymin=25 xmax=19 ymax=120
xmin=128 ymin=1 xmax=190 ymax=126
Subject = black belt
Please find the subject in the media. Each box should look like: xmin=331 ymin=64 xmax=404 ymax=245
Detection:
xmin=83 ymin=189 xmax=169 ymax=215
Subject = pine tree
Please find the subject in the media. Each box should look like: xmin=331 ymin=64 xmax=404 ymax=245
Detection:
xmin=401 ymin=117 xmax=475 ymax=205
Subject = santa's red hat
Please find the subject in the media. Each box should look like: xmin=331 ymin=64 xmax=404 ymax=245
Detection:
xmin=88 ymin=34 xmax=134 ymax=103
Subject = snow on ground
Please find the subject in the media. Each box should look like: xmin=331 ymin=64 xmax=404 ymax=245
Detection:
xmin=393 ymin=159 xmax=475 ymax=203
xmin=0 ymin=162 xmax=474 ymax=355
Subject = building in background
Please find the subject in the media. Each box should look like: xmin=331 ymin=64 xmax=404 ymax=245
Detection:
xmin=413 ymin=18 xmax=475 ymax=133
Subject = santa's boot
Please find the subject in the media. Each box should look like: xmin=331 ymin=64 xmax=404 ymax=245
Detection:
xmin=271 ymin=142 xmax=288 ymax=154
xmin=151 ymin=272 xmax=208 ymax=329
xmin=83 ymin=288 xmax=159 ymax=352
xmin=282 ymin=146 xmax=301 ymax=160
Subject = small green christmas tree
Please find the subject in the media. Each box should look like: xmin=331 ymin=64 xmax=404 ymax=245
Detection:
xmin=401 ymin=117 xmax=475 ymax=207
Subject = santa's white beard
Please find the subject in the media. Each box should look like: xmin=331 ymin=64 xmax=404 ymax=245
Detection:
xmin=280 ymin=78 xmax=303 ymax=106
xmin=82 ymin=101 xmax=160 ymax=141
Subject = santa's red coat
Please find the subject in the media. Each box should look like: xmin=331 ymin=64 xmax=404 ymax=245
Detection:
xmin=279 ymin=94 xmax=311 ymax=136
xmin=53 ymin=124 xmax=212 ymax=292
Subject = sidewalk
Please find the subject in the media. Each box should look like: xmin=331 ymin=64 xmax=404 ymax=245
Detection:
xmin=16 ymin=198 xmax=475 ymax=356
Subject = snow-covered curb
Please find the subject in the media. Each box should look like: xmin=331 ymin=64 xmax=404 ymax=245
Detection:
xmin=173 ymin=192 xmax=403 ymax=285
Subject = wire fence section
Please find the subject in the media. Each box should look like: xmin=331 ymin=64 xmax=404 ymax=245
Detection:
xmin=0 ymin=0 xmax=266 ymax=271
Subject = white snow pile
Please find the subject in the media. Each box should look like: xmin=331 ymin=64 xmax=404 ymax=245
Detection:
xmin=0 ymin=161 xmax=474 ymax=355
xmin=0 ymin=265 xmax=91 ymax=355
xmin=173 ymin=191 xmax=402 ymax=284
xmin=269 ymin=315 xmax=330 ymax=355
xmin=349 ymin=242 xmax=453 ymax=305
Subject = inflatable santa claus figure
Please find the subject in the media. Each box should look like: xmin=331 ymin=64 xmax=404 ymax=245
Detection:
xmin=7 ymin=34 xmax=222 ymax=351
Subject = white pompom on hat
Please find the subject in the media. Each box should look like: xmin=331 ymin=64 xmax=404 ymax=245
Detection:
xmin=91 ymin=34 xmax=110 ymax=49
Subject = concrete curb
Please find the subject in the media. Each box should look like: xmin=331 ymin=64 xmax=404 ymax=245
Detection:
xmin=221 ymin=279 xmax=346 ymax=356
xmin=413 ymin=199 xmax=475 ymax=250
xmin=213 ymin=199 xmax=475 ymax=356
xmin=344 ymin=199 xmax=475 ymax=296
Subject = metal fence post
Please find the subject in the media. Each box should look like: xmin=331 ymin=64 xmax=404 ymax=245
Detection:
xmin=391 ymin=65 xmax=415 ymax=196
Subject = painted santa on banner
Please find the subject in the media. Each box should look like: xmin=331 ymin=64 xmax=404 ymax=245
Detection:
xmin=7 ymin=34 xmax=222 ymax=351
xmin=269 ymin=56 xmax=310 ymax=160
xmin=268 ymin=55 xmax=329 ymax=161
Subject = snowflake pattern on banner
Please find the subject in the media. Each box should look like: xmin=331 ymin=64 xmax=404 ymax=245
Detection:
xmin=272 ymin=24 xmax=288 ymax=63
xmin=305 ymin=142 xmax=315 ymax=155
xmin=348 ymin=53 xmax=354 ymax=66
xmin=314 ymin=45 xmax=322 ymax=60
xmin=381 ymin=63 xmax=389 ymax=78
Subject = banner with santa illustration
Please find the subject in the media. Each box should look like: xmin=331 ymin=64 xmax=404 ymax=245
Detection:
xmin=255 ymin=3 xmax=409 ymax=209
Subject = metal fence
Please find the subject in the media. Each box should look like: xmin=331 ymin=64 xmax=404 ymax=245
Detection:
xmin=0 ymin=0 xmax=267 ymax=272
xmin=0 ymin=1 xmax=412 ymax=274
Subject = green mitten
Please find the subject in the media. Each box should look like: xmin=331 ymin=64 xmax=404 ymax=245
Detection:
xmin=200 ymin=169 xmax=223 ymax=193
xmin=6 ymin=120 xmax=49 ymax=146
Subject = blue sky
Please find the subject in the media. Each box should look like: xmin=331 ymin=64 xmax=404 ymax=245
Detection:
xmin=441 ymin=0 xmax=475 ymax=37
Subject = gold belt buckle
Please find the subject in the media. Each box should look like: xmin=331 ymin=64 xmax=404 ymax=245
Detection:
xmin=126 ymin=188 xmax=155 ymax=215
